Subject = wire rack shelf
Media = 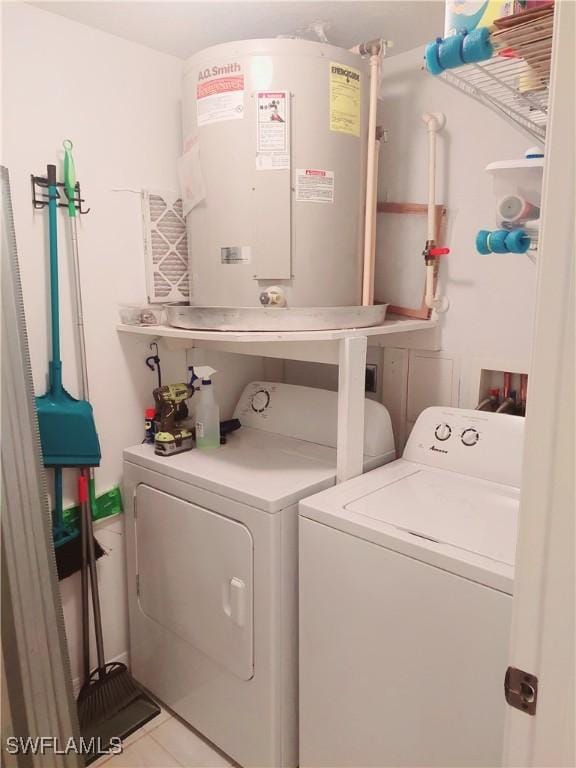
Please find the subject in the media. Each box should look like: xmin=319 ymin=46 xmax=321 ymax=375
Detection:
xmin=440 ymin=5 xmax=554 ymax=143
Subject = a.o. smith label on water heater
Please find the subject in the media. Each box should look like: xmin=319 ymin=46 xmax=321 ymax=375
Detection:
xmin=221 ymin=246 xmax=251 ymax=264
xmin=196 ymin=63 xmax=244 ymax=126
xmin=295 ymin=169 xmax=335 ymax=204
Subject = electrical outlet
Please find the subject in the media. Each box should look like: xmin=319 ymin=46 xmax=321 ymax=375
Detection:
xmin=365 ymin=365 xmax=378 ymax=393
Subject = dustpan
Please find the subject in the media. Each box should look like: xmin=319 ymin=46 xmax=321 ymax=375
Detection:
xmin=36 ymin=164 xmax=100 ymax=469
xmin=36 ymin=361 xmax=100 ymax=466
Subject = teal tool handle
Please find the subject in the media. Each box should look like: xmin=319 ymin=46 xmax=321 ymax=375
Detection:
xmin=63 ymin=139 xmax=76 ymax=218
xmin=47 ymin=164 xmax=61 ymax=370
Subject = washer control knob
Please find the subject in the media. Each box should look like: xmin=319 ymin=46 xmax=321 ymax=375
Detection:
xmin=461 ymin=428 xmax=480 ymax=447
xmin=435 ymin=423 xmax=452 ymax=441
xmin=250 ymin=389 xmax=270 ymax=413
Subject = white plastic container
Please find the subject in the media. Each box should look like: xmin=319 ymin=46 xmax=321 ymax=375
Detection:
xmin=182 ymin=39 xmax=369 ymax=309
xmin=195 ymin=381 xmax=220 ymax=449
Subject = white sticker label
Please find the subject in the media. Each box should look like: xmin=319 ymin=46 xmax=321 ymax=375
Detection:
xmin=197 ymin=74 xmax=244 ymax=126
xmin=256 ymin=91 xmax=290 ymax=171
xmin=177 ymin=136 xmax=206 ymax=216
xmin=221 ymin=246 xmax=251 ymax=264
xmin=195 ymin=422 xmax=204 ymax=438
xmin=295 ymin=169 xmax=335 ymax=204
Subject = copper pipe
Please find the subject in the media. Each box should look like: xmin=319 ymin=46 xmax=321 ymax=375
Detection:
xmin=520 ymin=374 xmax=528 ymax=405
xmin=503 ymin=372 xmax=512 ymax=400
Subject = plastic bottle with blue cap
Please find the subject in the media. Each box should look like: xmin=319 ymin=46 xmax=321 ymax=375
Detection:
xmin=194 ymin=367 xmax=220 ymax=449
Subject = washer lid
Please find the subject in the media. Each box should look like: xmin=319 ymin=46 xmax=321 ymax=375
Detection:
xmin=345 ymin=468 xmax=519 ymax=566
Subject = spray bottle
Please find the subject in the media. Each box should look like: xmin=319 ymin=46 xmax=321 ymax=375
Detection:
xmin=194 ymin=367 xmax=220 ymax=449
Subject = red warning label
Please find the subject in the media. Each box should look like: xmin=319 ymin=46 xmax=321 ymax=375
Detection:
xmin=196 ymin=74 xmax=245 ymax=126
xmin=295 ymin=168 xmax=335 ymax=203
xmin=196 ymin=75 xmax=244 ymax=99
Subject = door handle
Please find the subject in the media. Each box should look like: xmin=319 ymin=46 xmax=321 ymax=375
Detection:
xmin=223 ymin=577 xmax=246 ymax=627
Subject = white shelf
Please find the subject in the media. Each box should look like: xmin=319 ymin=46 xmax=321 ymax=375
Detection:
xmin=116 ymin=316 xmax=436 ymax=345
xmin=117 ymin=317 xmax=440 ymax=363
xmin=118 ymin=316 xmax=439 ymax=482
xmin=486 ymin=158 xmax=544 ymax=173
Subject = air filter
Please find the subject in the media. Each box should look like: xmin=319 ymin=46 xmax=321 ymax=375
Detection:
xmin=142 ymin=190 xmax=189 ymax=303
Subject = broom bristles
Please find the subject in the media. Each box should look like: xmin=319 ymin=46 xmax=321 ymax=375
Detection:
xmin=78 ymin=663 xmax=144 ymax=731
xmin=56 ymin=533 xmax=104 ymax=581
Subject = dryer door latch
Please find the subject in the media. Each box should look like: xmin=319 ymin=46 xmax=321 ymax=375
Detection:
xmin=504 ymin=666 xmax=538 ymax=715
xmin=222 ymin=577 xmax=247 ymax=628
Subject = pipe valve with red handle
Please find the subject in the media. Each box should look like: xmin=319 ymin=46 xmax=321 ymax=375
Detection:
xmin=423 ymin=240 xmax=450 ymax=264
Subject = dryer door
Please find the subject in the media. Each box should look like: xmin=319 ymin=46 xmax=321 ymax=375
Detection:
xmin=135 ymin=484 xmax=254 ymax=681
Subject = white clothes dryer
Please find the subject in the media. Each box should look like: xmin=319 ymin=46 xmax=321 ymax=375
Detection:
xmin=299 ymin=407 xmax=524 ymax=768
xmin=123 ymin=382 xmax=395 ymax=768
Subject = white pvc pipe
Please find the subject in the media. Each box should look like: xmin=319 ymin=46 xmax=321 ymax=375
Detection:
xmin=425 ymin=262 xmax=436 ymax=309
xmin=426 ymin=126 xmax=437 ymax=240
xmin=362 ymin=51 xmax=381 ymax=306
xmin=421 ymin=112 xmax=445 ymax=310
xmin=371 ymin=133 xmax=382 ymax=272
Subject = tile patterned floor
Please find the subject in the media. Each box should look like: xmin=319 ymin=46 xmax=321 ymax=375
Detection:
xmin=93 ymin=708 xmax=234 ymax=768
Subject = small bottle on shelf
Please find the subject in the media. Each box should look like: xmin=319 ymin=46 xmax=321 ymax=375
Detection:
xmin=194 ymin=367 xmax=220 ymax=450
xmin=144 ymin=408 xmax=156 ymax=444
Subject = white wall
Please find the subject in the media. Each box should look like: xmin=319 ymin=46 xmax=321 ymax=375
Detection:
xmin=283 ymin=345 xmax=384 ymax=401
xmin=2 ymin=0 xmax=186 ymax=497
xmin=377 ymin=47 xmax=538 ymax=395
xmin=2 ymin=0 xmax=186 ymax=684
xmin=2 ymin=2 xmax=268 ymax=687
xmin=286 ymin=46 xmax=538 ymax=434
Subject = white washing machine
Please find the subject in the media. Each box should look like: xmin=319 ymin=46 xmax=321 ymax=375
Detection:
xmin=299 ymin=407 xmax=525 ymax=768
xmin=123 ymin=381 xmax=395 ymax=768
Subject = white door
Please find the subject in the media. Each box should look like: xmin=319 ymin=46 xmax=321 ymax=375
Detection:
xmin=135 ymin=485 xmax=254 ymax=681
xmin=503 ymin=2 xmax=575 ymax=765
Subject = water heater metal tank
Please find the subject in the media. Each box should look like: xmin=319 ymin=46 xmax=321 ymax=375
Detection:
xmin=180 ymin=38 xmax=373 ymax=321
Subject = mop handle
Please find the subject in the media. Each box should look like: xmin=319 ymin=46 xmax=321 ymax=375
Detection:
xmin=46 ymin=164 xmax=61 ymax=378
xmin=62 ymin=140 xmax=90 ymax=401
xmin=63 ymin=139 xmax=77 ymax=219
xmin=79 ymin=472 xmax=91 ymax=683
xmin=62 ymin=141 xmax=97 ymax=507
xmin=85 ymin=495 xmax=106 ymax=673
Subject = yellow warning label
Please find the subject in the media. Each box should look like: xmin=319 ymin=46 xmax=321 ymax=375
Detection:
xmin=330 ymin=62 xmax=361 ymax=137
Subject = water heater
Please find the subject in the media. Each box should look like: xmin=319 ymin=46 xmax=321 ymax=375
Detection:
xmin=181 ymin=38 xmax=371 ymax=314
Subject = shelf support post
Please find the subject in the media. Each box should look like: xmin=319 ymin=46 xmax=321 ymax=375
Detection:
xmin=337 ymin=335 xmax=367 ymax=482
